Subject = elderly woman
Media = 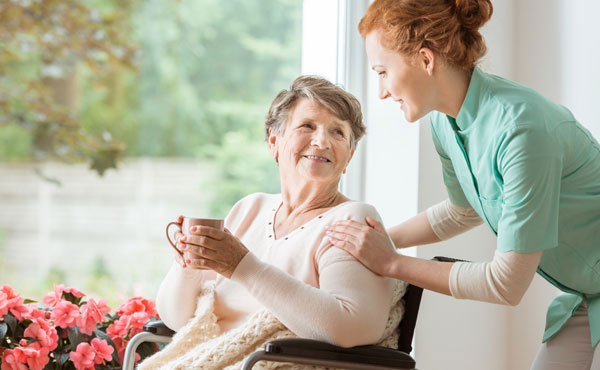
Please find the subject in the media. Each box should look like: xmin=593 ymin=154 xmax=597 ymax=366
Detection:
xmin=141 ymin=76 xmax=398 ymax=369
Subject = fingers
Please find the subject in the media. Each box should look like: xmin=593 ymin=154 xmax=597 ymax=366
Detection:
xmin=325 ymin=228 xmax=361 ymax=246
xmin=178 ymin=234 xmax=219 ymax=251
xmin=326 ymin=219 xmax=370 ymax=234
xmin=365 ymin=216 xmax=385 ymax=232
xmin=188 ymin=225 xmax=225 ymax=240
xmin=185 ymin=256 xmax=223 ymax=270
xmin=180 ymin=242 xmax=220 ymax=260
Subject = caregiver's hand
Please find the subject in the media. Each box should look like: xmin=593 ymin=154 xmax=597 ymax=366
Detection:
xmin=326 ymin=217 xmax=398 ymax=276
xmin=179 ymin=226 xmax=249 ymax=278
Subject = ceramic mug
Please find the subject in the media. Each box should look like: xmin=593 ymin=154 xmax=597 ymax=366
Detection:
xmin=166 ymin=217 xmax=224 ymax=258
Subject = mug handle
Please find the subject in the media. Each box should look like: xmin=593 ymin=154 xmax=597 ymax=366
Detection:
xmin=166 ymin=221 xmax=184 ymax=257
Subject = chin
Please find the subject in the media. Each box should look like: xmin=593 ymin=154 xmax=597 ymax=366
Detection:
xmin=403 ymin=109 xmax=425 ymax=123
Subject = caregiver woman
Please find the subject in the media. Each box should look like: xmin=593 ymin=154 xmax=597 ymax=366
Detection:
xmin=325 ymin=0 xmax=600 ymax=368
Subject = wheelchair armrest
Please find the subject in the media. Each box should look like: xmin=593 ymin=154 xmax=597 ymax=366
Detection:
xmin=263 ymin=338 xmax=415 ymax=368
xmin=143 ymin=320 xmax=176 ymax=337
xmin=433 ymin=255 xmax=470 ymax=263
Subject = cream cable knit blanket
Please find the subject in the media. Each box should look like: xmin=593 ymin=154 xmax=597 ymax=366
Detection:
xmin=138 ymin=279 xmax=407 ymax=370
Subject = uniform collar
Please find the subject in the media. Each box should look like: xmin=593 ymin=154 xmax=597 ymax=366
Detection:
xmin=447 ymin=67 xmax=487 ymax=132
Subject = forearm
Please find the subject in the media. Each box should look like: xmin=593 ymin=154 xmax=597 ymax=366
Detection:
xmin=388 ymin=211 xmax=441 ymax=248
xmin=231 ymin=252 xmax=393 ymax=347
xmin=156 ymin=262 xmax=216 ymax=330
xmin=449 ymin=250 xmax=541 ymax=306
xmin=387 ymin=254 xmax=453 ymax=295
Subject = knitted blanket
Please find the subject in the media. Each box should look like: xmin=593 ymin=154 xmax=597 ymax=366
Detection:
xmin=138 ymin=280 xmax=408 ymax=370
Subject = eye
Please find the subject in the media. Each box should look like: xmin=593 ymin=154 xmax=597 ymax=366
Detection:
xmin=334 ymin=129 xmax=345 ymax=136
xmin=298 ymin=122 xmax=313 ymax=129
xmin=377 ymin=70 xmax=386 ymax=78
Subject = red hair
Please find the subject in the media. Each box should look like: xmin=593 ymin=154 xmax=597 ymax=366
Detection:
xmin=359 ymin=0 xmax=493 ymax=70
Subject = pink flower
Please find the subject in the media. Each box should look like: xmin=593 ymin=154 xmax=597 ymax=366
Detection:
xmin=106 ymin=315 xmax=132 ymax=338
xmin=42 ymin=284 xmax=85 ymax=309
xmin=1 ymin=349 xmax=28 ymax=370
xmin=12 ymin=343 xmax=50 ymax=370
xmin=77 ymin=298 xmax=111 ymax=335
xmin=0 ymin=286 xmax=28 ymax=321
xmin=63 ymin=286 xmax=85 ymax=299
xmin=69 ymin=343 xmax=95 ymax=370
xmin=50 ymin=301 xmax=79 ymax=328
xmin=0 ymin=290 xmax=9 ymax=317
xmin=116 ymin=296 xmax=157 ymax=317
xmin=23 ymin=318 xmax=59 ymax=352
xmin=130 ymin=311 xmax=150 ymax=330
xmin=24 ymin=306 xmax=50 ymax=321
xmin=90 ymin=338 xmax=114 ymax=365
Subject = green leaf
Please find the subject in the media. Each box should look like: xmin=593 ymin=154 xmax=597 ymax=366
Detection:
xmin=136 ymin=341 xmax=158 ymax=360
xmin=3 ymin=314 xmax=17 ymax=336
xmin=94 ymin=329 xmax=121 ymax=366
xmin=55 ymin=352 xmax=70 ymax=367
xmin=67 ymin=326 xmax=85 ymax=348
xmin=62 ymin=292 xmax=83 ymax=306
xmin=23 ymin=299 xmax=37 ymax=304
xmin=0 ymin=321 xmax=7 ymax=342
xmin=89 ymin=147 xmax=120 ymax=176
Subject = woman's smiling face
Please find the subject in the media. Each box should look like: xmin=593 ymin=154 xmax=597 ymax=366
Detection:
xmin=269 ymin=98 xmax=354 ymax=185
xmin=365 ymin=31 xmax=437 ymax=123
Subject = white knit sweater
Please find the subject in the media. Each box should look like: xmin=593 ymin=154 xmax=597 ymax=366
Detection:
xmin=138 ymin=279 xmax=407 ymax=370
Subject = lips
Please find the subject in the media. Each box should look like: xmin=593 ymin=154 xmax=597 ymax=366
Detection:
xmin=304 ymin=155 xmax=331 ymax=163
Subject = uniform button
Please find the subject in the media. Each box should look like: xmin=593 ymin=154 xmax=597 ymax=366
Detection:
xmin=300 ymin=226 xmax=304 ymax=229
xmin=268 ymin=222 xmax=272 ymax=225
xmin=318 ymin=216 xmax=323 ymax=219
xmin=268 ymin=235 xmax=272 ymax=238
xmin=284 ymin=237 xmax=288 ymax=240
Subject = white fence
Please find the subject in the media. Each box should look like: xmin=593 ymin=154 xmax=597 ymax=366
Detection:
xmin=0 ymin=159 xmax=214 ymax=304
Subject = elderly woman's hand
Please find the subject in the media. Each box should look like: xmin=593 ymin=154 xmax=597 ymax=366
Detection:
xmin=325 ymin=217 xmax=398 ymax=276
xmin=178 ymin=226 xmax=249 ymax=278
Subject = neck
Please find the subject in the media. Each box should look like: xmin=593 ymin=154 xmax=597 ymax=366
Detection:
xmin=277 ymin=177 xmax=347 ymax=225
xmin=434 ymin=65 xmax=472 ymax=119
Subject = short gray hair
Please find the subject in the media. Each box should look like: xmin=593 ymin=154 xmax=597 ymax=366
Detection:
xmin=265 ymin=76 xmax=366 ymax=150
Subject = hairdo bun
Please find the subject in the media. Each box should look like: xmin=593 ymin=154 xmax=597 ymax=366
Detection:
xmin=454 ymin=0 xmax=493 ymax=32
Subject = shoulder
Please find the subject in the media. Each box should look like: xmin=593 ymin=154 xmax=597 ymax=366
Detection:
xmin=323 ymin=201 xmax=383 ymax=226
xmin=481 ymin=72 xmax=576 ymax=130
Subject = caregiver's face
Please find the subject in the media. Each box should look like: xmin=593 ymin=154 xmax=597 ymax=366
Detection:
xmin=269 ymin=98 xmax=354 ymax=185
xmin=365 ymin=31 xmax=435 ymax=122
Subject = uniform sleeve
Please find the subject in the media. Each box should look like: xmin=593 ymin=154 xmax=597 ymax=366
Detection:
xmin=426 ymin=199 xmax=483 ymax=240
xmin=496 ymin=126 xmax=562 ymax=253
xmin=449 ymin=249 xmax=541 ymax=305
xmin=430 ymin=119 xmax=471 ymax=207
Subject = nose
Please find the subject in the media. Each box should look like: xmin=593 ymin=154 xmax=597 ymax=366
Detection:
xmin=378 ymin=80 xmax=391 ymax=100
xmin=311 ymin=127 xmax=330 ymax=149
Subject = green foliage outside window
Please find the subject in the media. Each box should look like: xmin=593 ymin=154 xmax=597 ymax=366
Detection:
xmin=0 ymin=0 xmax=301 ymax=211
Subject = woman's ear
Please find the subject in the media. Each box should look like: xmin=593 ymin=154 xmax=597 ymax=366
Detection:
xmin=343 ymin=149 xmax=355 ymax=174
xmin=418 ymin=48 xmax=436 ymax=76
xmin=268 ymin=128 xmax=278 ymax=160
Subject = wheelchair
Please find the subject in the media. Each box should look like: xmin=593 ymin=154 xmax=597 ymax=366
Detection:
xmin=123 ymin=256 xmax=461 ymax=369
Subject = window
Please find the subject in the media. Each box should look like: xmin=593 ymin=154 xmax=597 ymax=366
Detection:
xmin=0 ymin=0 xmax=307 ymax=306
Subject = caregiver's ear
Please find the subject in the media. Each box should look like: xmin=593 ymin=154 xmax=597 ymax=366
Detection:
xmin=418 ymin=47 xmax=436 ymax=75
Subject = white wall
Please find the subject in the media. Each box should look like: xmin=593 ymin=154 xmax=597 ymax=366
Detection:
xmin=362 ymin=1 xmax=600 ymax=369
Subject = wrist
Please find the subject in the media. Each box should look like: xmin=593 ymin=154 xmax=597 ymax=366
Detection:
xmin=383 ymin=252 xmax=404 ymax=278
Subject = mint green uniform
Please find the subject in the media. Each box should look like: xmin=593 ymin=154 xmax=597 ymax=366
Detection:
xmin=430 ymin=67 xmax=600 ymax=346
